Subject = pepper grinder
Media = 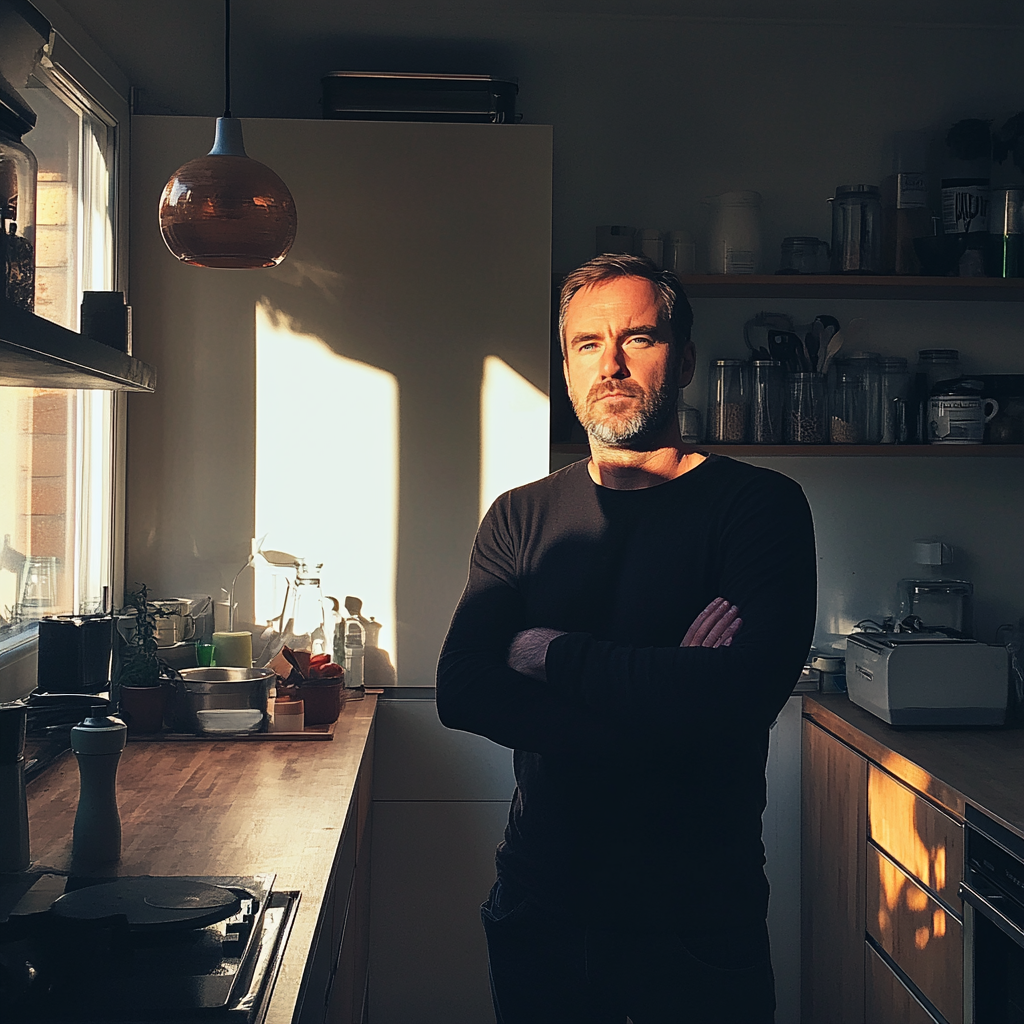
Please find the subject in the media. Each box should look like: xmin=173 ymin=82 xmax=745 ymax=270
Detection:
xmin=70 ymin=712 xmax=127 ymax=866
xmin=0 ymin=702 xmax=30 ymax=872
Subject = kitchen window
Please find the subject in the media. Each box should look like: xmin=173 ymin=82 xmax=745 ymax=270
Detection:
xmin=0 ymin=57 xmax=120 ymax=660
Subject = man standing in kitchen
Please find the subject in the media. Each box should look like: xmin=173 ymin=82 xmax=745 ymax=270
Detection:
xmin=436 ymin=253 xmax=816 ymax=1024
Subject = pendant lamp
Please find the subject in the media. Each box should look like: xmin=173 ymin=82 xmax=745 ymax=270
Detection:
xmin=158 ymin=0 xmax=296 ymax=268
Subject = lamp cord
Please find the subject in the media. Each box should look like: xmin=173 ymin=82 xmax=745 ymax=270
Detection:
xmin=223 ymin=0 xmax=231 ymax=118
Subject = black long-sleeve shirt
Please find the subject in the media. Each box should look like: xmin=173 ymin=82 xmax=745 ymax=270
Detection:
xmin=436 ymin=454 xmax=816 ymax=933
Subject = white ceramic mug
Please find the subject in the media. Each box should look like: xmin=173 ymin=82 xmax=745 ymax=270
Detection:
xmin=927 ymin=395 xmax=998 ymax=444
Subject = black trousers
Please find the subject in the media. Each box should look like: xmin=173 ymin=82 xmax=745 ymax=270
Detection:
xmin=480 ymin=878 xmax=776 ymax=1024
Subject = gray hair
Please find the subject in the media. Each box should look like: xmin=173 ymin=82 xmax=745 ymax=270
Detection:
xmin=558 ymin=253 xmax=694 ymax=359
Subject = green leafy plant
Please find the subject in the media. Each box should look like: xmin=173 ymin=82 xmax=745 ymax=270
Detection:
xmin=115 ymin=583 xmax=168 ymax=688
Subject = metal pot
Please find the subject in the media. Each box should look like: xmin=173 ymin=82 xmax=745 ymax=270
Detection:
xmin=173 ymin=667 xmax=274 ymax=734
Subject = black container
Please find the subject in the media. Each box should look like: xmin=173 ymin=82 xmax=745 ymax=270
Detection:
xmin=36 ymin=615 xmax=115 ymax=694
xmin=322 ymin=72 xmax=518 ymax=123
xmin=81 ymin=291 xmax=131 ymax=353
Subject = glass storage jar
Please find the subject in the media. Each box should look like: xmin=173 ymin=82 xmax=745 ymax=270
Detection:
xmin=707 ymin=359 xmax=748 ymax=442
xmin=0 ymin=118 xmax=38 ymax=311
xmin=829 ymin=184 xmax=884 ymax=274
xmin=785 ymin=372 xmax=827 ymax=444
xmin=879 ymin=356 xmax=910 ymax=443
xmin=750 ymin=359 xmax=785 ymax=443
xmin=830 ymin=352 xmax=882 ymax=444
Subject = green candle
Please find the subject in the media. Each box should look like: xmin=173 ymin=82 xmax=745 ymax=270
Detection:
xmin=212 ymin=631 xmax=252 ymax=668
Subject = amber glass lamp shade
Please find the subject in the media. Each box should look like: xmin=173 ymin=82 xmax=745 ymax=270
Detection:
xmin=158 ymin=118 xmax=296 ymax=269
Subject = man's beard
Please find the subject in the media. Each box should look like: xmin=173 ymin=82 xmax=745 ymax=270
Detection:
xmin=568 ymin=372 xmax=678 ymax=447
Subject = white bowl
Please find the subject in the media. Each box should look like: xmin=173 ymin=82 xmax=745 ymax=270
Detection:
xmin=195 ymin=708 xmax=264 ymax=734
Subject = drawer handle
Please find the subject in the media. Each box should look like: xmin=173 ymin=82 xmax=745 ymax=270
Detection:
xmin=959 ymin=881 xmax=1024 ymax=948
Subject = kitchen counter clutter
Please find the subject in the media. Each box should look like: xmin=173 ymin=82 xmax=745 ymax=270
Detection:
xmin=802 ymin=692 xmax=1024 ymax=1024
xmin=21 ymin=691 xmax=377 ymax=1024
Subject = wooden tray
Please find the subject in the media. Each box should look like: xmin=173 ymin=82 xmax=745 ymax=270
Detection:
xmin=127 ymin=718 xmax=338 ymax=742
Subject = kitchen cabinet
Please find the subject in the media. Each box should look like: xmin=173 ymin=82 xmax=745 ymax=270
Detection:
xmin=802 ymin=715 xmax=868 ymax=1024
xmin=799 ymin=694 xmax=1024 ymax=1024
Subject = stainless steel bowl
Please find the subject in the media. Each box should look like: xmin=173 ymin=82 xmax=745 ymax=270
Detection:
xmin=174 ymin=666 xmax=275 ymax=734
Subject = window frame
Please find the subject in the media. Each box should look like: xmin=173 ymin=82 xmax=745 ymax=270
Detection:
xmin=0 ymin=19 xmax=130 ymax=688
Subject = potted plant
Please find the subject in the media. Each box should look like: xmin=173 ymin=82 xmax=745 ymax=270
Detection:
xmin=115 ymin=584 xmax=175 ymax=733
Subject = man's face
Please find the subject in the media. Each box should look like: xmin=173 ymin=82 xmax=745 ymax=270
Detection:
xmin=562 ymin=276 xmax=695 ymax=447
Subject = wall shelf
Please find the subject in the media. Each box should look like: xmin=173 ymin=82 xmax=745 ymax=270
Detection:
xmin=0 ymin=301 xmax=156 ymax=392
xmin=675 ymin=275 xmax=1024 ymax=302
xmin=551 ymin=443 xmax=1024 ymax=457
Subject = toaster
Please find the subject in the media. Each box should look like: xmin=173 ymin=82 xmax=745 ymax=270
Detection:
xmin=845 ymin=631 xmax=1008 ymax=726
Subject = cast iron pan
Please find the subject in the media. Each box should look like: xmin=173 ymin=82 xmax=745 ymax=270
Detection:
xmin=50 ymin=877 xmax=241 ymax=931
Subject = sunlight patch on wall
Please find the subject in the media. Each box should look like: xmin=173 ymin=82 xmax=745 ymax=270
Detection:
xmin=479 ymin=355 xmax=549 ymax=521
xmin=255 ymin=301 xmax=399 ymax=660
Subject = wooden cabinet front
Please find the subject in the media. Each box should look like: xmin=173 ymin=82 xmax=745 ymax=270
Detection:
xmin=864 ymin=940 xmax=939 ymax=1024
xmin=866 ymin=844 xmax=963 ymax=1024
xmin=868 ymin=764 xmax=963 ymax=913
xmin=802 ymin=718 xmax=868 ymax=1024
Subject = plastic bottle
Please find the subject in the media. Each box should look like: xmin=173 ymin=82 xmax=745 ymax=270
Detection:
xmin=70 ymin=713 xmax=127 ymax=866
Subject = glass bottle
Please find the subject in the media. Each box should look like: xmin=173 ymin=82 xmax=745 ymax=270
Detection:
xmin=750 ymin=359 xmax=785 ymax=443
xmin=0 ymin=118 xmax=38 ymax=311
xmin=706 ymin=191 xmax=762 ymax=274
xmin=879 ymin=356 xmax=910 ymax=443
xmin=785 ymin=373 xmax=827 ymax=444
xmin=706 ymin=360 xmax=748 ymax=442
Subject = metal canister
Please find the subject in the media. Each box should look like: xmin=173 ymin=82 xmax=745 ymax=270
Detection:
xmin=173 ymin=667 xmax=275 ymax=733
xmin=829 ymin=185 xmax=884 ymax=274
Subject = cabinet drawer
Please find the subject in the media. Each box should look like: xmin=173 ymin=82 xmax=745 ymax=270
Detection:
xmin=868 ymin=764 xmax=963 ymax=909
xmin=865 ymin=940 xmax=940 ymax=1024
xmin=866 ymin=844 xmax=962 ymax=1024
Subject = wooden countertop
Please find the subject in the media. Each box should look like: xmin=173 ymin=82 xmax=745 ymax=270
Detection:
xmin=805 ymin=693 xmax=1024 ymax=840
xmin=25 ymin=693 xmax=378 ymax=1024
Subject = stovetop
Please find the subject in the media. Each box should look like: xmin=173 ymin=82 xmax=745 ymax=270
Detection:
xmin=0 ymin=873 xmax=299 ymax=1023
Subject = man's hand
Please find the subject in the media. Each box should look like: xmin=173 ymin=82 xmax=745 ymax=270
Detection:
xmin=681 ymin=597 xmax=742 ymax=648
xmin=507 ymin=627 xmax=566 ymax=682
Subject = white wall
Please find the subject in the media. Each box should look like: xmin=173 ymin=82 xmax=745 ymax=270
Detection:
xmin=126 ymin=117 xmax=552 ymax=686
xmin=85 ymin=4 xmax=1024 ymax=646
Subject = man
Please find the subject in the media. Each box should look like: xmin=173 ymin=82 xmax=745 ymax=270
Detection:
xmin=436 ymin=254 xmax=816 ymax=1024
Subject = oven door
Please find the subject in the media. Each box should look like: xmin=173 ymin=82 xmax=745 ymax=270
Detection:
xmin=960 ymin=806 xmax=1024 ymax=1024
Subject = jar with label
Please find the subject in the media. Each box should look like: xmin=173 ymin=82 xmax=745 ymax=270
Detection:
xmin=829 ymin=185 xmax=884 ymax=274
xmin=879 ymin=356 xmax=910 ymax=444
xmin=0 ymin=107 xmax=39 ymax=312
xmin=784 ymin=372 xmax=827 ymax=444
xmin=707 ymin=360 xmax=748 ymax=443
xmin=941 ymin=118 xmax=992 ymax=277
xmin=706 ymin=191 xmax=762 ymax=275
xmin=987 ymin=186 xmax=1024 ymax=278
xmin=927 ymin=378 xmax=998 ymax=445
xmin=882 ymin=131 xmax=930 ymax=275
